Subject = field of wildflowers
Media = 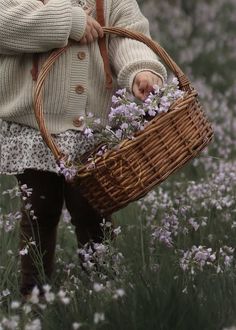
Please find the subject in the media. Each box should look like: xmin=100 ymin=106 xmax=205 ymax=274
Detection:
xmin=0 ymin=0 xmax=236 ymax=329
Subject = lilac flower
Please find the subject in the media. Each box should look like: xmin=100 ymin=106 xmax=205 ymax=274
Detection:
xmin=76 ymin=78 xmax=184 ymax=168
xmin=180 ymin=246 xmax=216 ymax=272
xmin=120 ymin=122 xmax=129 ymax=130
xmin=152 ymin=227 xmax=173 ymax=248
xmin=56 ymin=160 xmax=77 ymax=181
xmin=115 ymin=88 xmax=127 ymax=97
xmin=114 ymin=129 xmax=123 ymax=140
xmin=20 ymin=184 xmax=33 ymax=199
xmin=83 ymin=127 xmax=94 ymax=138
xmin=94 ymin=118 xmax=101 ymax=125
xmin=172 ymin=77 xmax=179 ymax=86
xmin=112 ymin=95 xmax=119 ymax=104
xmin=148 ymin=109 xmax=156 ymax=116
xmin=219 ymin=246 xmax=235 ymax=269
xmin=96 ymin=145 xmax=108 ymax=157
xmin=188 ymin=218 xmax=200 ymax=231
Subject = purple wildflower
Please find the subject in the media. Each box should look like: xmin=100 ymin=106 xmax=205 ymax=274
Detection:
xmin=57 ymin=160 xmax=77 ymax=181
xmin=83 ymin=127 xmax=94 ymax=139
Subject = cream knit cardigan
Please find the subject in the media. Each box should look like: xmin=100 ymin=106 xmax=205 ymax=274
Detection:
xmin=0 ymin=0 xmax=167 ymax=133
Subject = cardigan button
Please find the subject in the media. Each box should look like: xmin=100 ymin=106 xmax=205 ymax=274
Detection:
xmin=77 ymin=51 xmax=86 ymax=60
xmin=75 ymin=85 xmax=85 ymax=94
xmin=73 ymin=116 xmax=84 ymax=127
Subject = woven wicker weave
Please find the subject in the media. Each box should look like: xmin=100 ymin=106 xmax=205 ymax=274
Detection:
xmin=34 ymin=27 xmax=214 ymax=215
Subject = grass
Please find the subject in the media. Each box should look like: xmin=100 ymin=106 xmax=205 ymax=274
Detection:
xmin=1 ymin=161 xmax=236 ymax=329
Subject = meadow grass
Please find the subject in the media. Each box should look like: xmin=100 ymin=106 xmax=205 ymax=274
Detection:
xmin=0 ymin=161 xmax=236 ymax=329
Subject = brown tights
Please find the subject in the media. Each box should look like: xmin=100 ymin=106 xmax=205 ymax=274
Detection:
xmin=16 ymin=169 xmax=109 ymax=296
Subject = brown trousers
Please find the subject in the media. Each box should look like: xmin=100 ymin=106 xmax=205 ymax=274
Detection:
xmin=16 ymin=169 xmax=108 ymax=295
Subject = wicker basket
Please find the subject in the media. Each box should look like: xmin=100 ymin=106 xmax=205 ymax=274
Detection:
xmin=34 ymin=27 xmax=214 ymax=215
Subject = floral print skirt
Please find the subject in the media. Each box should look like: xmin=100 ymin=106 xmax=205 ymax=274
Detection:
xmin=0 ymin=121 xmax=96 ymax=175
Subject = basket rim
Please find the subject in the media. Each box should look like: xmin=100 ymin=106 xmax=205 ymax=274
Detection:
xmin=33 ymin=27 xmax=206 ymax=167
xmin=76 ymin=88 xmax=211 ymax=177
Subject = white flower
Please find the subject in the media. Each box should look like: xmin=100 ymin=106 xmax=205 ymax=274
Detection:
xmin=94 ymin=312 xmax=105 ymax=324
xmin=44 ymin=292 xmax=55 ymax=303
xmin=120 ymin=122 xmax=129 ymax=130
xmin=57 ymin=289 xmax=66 ymax=298
xmin=29 ymin=286 xmax=40 ymax=304
xmin=113 ymin=288 xmax=125 ymax=299
xmin=84 ymin=128 xmax=93 ymax=138
xmin=72 ymin=322 xmax=83 ymax=329
xmin=25 ymin=318 xmax=41 ymax=330
xmin=2 ymin=289 xmax=10 ymax=297
xmin=113 ymin=226 xmax=121 ymax=236
xmin=38 ymin=303 xmax=47 ymax=310
xmin=93 ymin=283 xmax=104 ymax=292
xmin=57 ymin=290 xmax=70 ymax=305
xmin=105 ymin=221 xmax=112 ymax=228
xmin=42 ymin=284 xmax=51 ymax=292
xmin=10 ymin=301 xmax=20 ymax=309
xmin=172 ymin=77 xmax=179 ymax=86
xmin=182 ymin=287 xmax=188 ymax=294
xmin=93 ymin=243 xmax=107 ymax=254
xmin=22 ymin=304 xmax=32 ymax=314
xmin=188 ymin=218 xmax=200 ymax=231
xmin=19 ymin=247 xmax=28 ymax=255
xmin=61 ymin=297 xmax=70 ymax=305
xmin=83 ymin=261 xmax=95 ymax=270
xmin=2 ymin=316 xmax=20 ymax=329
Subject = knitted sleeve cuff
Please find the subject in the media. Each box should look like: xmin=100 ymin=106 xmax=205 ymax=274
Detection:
xmin=117 ymin=60 xmax=168 ymax=92
xmin=70 ymin=7 xmax=87 ymax=42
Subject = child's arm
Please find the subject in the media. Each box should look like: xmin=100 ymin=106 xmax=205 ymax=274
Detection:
xmin=109 ymin=0 xmax=167 ymax=93
xmin=132 ymin=71 xmax=163 ymax=101
xmin=0 ymin=0 xmax=86 ymax=54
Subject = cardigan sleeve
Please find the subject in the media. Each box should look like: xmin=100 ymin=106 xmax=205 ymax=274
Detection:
xmin=109 ymin=0 xmax=167 ymax=91
xmin=0 ymin=0 xmax=86 ymax=54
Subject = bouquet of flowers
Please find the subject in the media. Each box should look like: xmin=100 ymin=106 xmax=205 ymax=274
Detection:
xmin=57 ymin=78 xmax=185 ymax=180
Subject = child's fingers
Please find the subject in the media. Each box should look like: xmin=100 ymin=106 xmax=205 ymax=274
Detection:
xmin=85 ymin=6 xmax=94 ymax=15
xmin=80 ymin=10 xmax=104 ymax=44
xmin=132 ymin=84 xmax=145 ymax=101
xmin=92 ymin=20 xmax=104 ymax=38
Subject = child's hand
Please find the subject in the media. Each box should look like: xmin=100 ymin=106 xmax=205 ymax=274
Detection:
xmin=80 ymin=7 xmax=104 ymax=44
xmin=132 ymin=71 xmax=163 ymax=101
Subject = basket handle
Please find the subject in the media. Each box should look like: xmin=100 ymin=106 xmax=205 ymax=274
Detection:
xmin=34 ymin=27 xmax=192 ymax=162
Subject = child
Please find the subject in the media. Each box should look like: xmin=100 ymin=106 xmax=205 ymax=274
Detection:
xmin=0 ymin=0 xmax=167 ymax=297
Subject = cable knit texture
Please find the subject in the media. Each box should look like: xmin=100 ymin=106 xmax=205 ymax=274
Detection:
xmin=0 ymin=0 xmax=167 ymax=133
